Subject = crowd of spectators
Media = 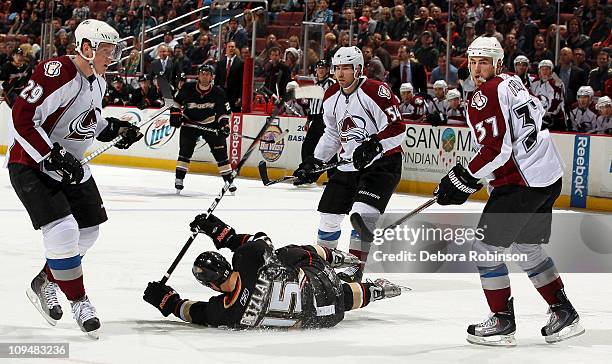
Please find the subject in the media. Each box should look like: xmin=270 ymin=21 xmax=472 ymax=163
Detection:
xmin=0 ymin=0 xmax=611 ymax=134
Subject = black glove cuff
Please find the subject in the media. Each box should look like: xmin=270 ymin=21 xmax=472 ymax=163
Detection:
xmin=450 ymin=164 xmax=480 ymax=193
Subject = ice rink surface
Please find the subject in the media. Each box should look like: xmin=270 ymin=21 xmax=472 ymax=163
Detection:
xmin=1 ymin=165 xmax=611 ymax=364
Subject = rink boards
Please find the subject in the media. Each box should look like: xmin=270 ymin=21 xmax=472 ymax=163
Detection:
xmin=1 ymin=103 xmax=610 ymax=211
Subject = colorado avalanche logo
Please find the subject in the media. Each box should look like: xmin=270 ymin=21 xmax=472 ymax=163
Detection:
xmin=44 ymin=61 xmax=62 ymax=77
xmin=378 ymin=85 xmax=391 ymax=99
xmin=65 ymin=108 xmax=98 ymax=140
xmin=338 ymin=113 xmax=368 ymax=143
xmin=471 ymin=90 xmax=488 ymax=110
xmin=536 ymin=94 xmax=550 ymax=111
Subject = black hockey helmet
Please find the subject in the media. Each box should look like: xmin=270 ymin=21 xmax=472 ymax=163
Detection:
xmin=192 ymin=251 xmax=232 ymax=289
xmin=315 ymin=59 xmax=329 ymax=69
xmin=198 ymin=64 xmax=215 ymax=75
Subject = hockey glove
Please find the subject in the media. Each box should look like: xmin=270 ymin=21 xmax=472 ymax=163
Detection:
xmin=43 ymin=142 xmax=84 ymax=184
xmin=435 ymin=163 xmax=483 ymax=205
xmin=143 ymin=281 xmax=181 ymax=317
xmin=293 ymin=156 xmax=325 ymax=184
xmin=190 ymin=214 xmax=236 ymax=249
xmin=426 ymin=112 xmax=445 ymax=126
xmin=169 ymin=107 xmax=183 ymax=128
xmin=353 ymin=135 xmax=383 ymax=170
xmin=97 ymin=117 xmax=143 ymax=149
xmin=218 ymin=116 xmax=230 ymax=138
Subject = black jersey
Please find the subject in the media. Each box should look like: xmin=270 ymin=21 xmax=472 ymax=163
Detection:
xmin=180 ymin=237 xmax=344 ymax=329
xmin=0 ymin=62 xmax=32 ymax=105
xmin=175 ymin=82 xmax=231 ymax=125
xmin=104 ymin=85 xmax=134 ymax=106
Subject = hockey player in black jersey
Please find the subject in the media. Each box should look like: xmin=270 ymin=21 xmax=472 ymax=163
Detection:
xmin=0 ymin=47 xmax=32 ymax=106
xmin=143 ymin=214 xmax=402 ymax=329
xmin=169 ymin=64 xmax=235 ymax=194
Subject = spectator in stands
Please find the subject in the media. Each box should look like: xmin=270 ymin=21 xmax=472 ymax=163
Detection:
xmin=411 ymin=7 xmax=431 ymax=39
xmin=339 ymin=31 xmax=351 ymax=47
xmin=323 ymin=32 xmax=339 ymax=62
xmin=118 ymin=10 xmax=137 ymax=38
xmin=148 ymin=44 xmax=175 ymax=87
xmin=289 ymin=35 xmax=301 ymax=52
xmin=430 ymin=54 xmax=458 ymax=86
xmin=482 ymin=18 xmax=503 ymax=44
xmin=574 ymin=0 xmax=597 ymax=30
xmin=283 ymin=0 xmax=303 ymax=12
xmin=497 ymin=2 xmax=518 ymax=36
xmin=182 ymin=34 xmax=196 ymax=60
xmin=532 ymin=0 xmax=556 ymax=28
xmin=124 ymin=49 xmax=141 ymax=87
xmin=516 ymin=4 xmax=540 ymax=53
xmin=370 ymin=0 xmax=383 ymax=21
xmin=304 ymin=0 xmax=317 ymax=21
xmin=569 ymin=86 xmax=598 ymax=132
xmin=590 ymin=7 xmax=611 ymax=44
xmin=588 ymin=50 xmax=612 ymax=93
xmin=72 ymin=0 xmax=90 ymax=22
xmin=430 ymin=6 xmax=447 ymax=35
xmin=574 ymin=48 xmax=592 ymax=74
xmin=335 ymin=7 xmax=356 ymax=33
xmin=543 ymin=24 xmax=564 ymax=55
xmin=388 ymin=5 xmax=410 ymax=41
xmin=134 ymin=74 xmax=163 ymax=109
xmin=137 ymin=5 xmax=158 ymax=33
xmin=454 ymin=22 xmax=476 ymax=57
xmin=445 ymin=89 xmax=467 ymax=126
xmin=503 ymin=32 xmax=525 ymax=73
xmin=23 ymin=10 xmax=42 ymax=36
xmin=215 ymin=41 xmax=244 ymax=112
xmin=224 ymin=17 xmax=248 ymax=50
xmin=104 ymin=76 xmax=135 ymax=107
xmin=191 ymin=34 xmax=212 ymax=65
xmin=65 ymin=18 xmax=78 ymax=43
xmin=451 ymin=5 xmax=468 ymax=38
xmin=361 ymin=7 xmax=377 ymax=34
xmin=593 ymin=96 xmax=612 ymax=134
xmin=566 ymin=17 xmax=592 ymax=57
xmin=172 ymin=45 xmax=192 ymax=81
xmin=356 ymin=16 xmax=372 ymax=48
xmin=369 ymin=33 xmax=390 ymax=70
xmin=475 ymin=5 xmax=494 ymax=35
xmin=56 ymin=0 xmax=74 ymax=23
xmin=241 ymin=47 xmax=251 ymax=60
xmin=284 ymin=47 xmax=301 ymax=77
xmin=528 ymin=34 xmax=554 ymax=74
xmin=313 ymin=0 xmax=334 ymax=25
xmin=363 ymin=45 xmax=385 ymax=81
xmin=374 ymin=7 xmax=392 ymax=40
xmin=531 ymin=60 xmax=567 ymax=130
xmin=389 ymin=45 xmax=427 ymax=96
xmin=150 ymin=31 xmax=179 ymax=59
xmin=243 ymin=9 xmax=265 ymax=41
xmin=467 ymin=0 xmax=484 ymax=23
xmin=263 ymin=46 xmax=291 ymax=99
xmin=414 ymin=31 xmax=439 ymax=71
xmin=514 ymin=55 xmax=536 ymax=88
xmin=554 ymin=47 xmax=587 ymax=106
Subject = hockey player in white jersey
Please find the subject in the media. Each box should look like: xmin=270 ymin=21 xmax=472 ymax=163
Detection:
xmin=293 ymin=46 xmax=405 ymax=282
xmin=6 ymin=19 xmax=142 ymax=339
xmin=513 ymin=55 xmax=535 ymax=88
xmin=569 ymin=86 xmax=598 ymax=132
xmin=593 ymin=96 xmax=612 ymax=134
xmin=398 ymin=82 xmax=427 ymax=122
xmin=530 ymin=59 xmax=567 ymax=130
xmin=445 ymin=89 xmax=467 ymax=125
xmin=435 ymin=37 xmax=584 ymax=346
xmin=429 ymin=80 xmax=449 ymax=115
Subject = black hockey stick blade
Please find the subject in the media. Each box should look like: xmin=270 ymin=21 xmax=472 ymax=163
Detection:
xmin=350 ymin=213 xmax=375 ymax=242
xmin=258 ymin=161 xmax=271 ymax=185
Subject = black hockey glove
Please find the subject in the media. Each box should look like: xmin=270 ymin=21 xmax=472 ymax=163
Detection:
xmin=293 ymin=156 xmax=325 ymax=184
xmin=43 ymin=142 xmax=84 ymax=184
xmin=218 ymin=116 xmax=230 ymax=138
xmin=353 ymin=135 xmax=383 ymax=170
xmin=97 ymin=117 xmax=143 ymax=149
xmin=435 ymin=163 xmax=483 ymax=205
xmin=169 ymin=107 xmax=183 ymax=128
xmin=426 ymin=112 xmax=445 ymax=126
xmin=190 ymin=214 xmax=237 ymax=249
xmin=143 ymin=281 xmax=181 ymax=317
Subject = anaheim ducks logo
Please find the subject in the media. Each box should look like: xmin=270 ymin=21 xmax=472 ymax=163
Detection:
xmin=470 ymin=90 xmax=488 ymax=110
xmin=65 ymin=108 xmax=98 ymax=140
xmin=338 ymin=112 xmax=368 ymax=143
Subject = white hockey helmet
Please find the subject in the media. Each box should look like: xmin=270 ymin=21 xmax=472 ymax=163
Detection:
xmin=577 ymin=86 xmax=594 ymax=98
xmin=433 ymin=80 xmax=448 ymax=90
xmin=538 ymin=59 xmax=554 ymax=70
xmin=596 ymin=96 xmax=612 ymax=110
xmin=286 ymin=80 xmax=299 ymax=92
xmin=467 ymin=36 xmax=504 ymax=73
xmin=75 ymin=19 xmax=122 ymax=62
xmin=331 ymin=46 xmax=365 ymax=77
xmin=400 ymin=82 xmax=413 ymax=93
xmin=446 ymin=89 xmax=461 ymax=100
xmin=513 ymin=55 xmax=529 ymax=65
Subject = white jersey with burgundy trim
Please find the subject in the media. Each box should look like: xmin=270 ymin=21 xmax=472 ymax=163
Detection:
xmin=314 ymin=77 xmax=406 ymax=172
xmin=465 ymin=73 xmax=564 ymax=188
xmin=592 ymin=114 xmax=612 ymax=134
xmin=5 ymin=56 xmax=109 ymax=183
xmin=569 ymin=104 xmax=598 ymax=132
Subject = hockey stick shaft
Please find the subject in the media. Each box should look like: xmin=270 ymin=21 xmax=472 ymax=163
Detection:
xmin=386 ymin=197 xmax=437 ymax=229
xmin=160 ymin=98 xmax=289 ymax=284
xmin=258 ymin=159 xmax=351 ymax=186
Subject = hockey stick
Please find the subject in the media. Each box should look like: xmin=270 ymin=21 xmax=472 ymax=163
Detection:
xmin=350 ymin=197 xmax=438 ymax=242
xmin=186 ymin=123 xmax=290 ymax=143
xmin=81 ymin=77 xmax=176 ymax=165
xmin=160 ymin=90 xmax=308 ymax=284
xmin=257 ymin=159 xmax=351 ymax=186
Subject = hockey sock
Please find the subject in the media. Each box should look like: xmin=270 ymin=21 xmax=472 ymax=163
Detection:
xmin=311 ymin=244 xmax=332 ymax=263
xmin=477 ymin=263 xmax=511 ymax=313
xmin=348 ymin=229 xmax=370 ymax=267
xmin=342 ymin=282 xmax=375 ymax=311
xmin=176 ymin=159 xmax=189 ymax=179
xmin=317 ymin=229 xmax=341 ymax=249
xmin=317 ymin=213 xmax=343 ymax=249
xmin=217 ymin=159 xmax=232 ymax=176
xmin=526 ymin=258 xmax=564 ymax=305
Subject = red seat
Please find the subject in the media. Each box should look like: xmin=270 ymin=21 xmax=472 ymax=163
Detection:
xmin=383 ymin=40 xmax=401 ymax=56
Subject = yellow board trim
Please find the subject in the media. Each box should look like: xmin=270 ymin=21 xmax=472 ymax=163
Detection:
xmin=1 ymin=147 xmax=610 ymax=212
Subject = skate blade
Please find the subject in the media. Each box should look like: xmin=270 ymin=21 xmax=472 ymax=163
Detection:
xmin=84 ymin=329 xmax=100 ymax=340
xmin=175 ymin=189 xmax=182 ymax=195
xmin=26 ymin=288 xmax=57 ymax=326
xmin=544 ymin=321 xmax=585 ymax=343
xmin=467 ymin=333 xmax=516 ymax=347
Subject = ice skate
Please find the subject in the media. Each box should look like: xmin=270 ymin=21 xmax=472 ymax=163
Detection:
xmin=369 ymin=278 xmax=402 ymax=301
xmin=71 ymin=296 xmax=100 ymax=339
xmin=175 ymin=178 xmax=184 ymax=195
xmin=337 ymin=263 xmax=364 ymax=283
xmin=26 ymin=270 xmax=63 ymax=326
xmin=467 ymin=298 xmax=516 ymax=347
xmin=541 ymin=290 xmax=585 ymax=343
xmin=329 ymin=249 xmax=361 ymax=269
xmin=228 ymin=182 xmax=237 ymax=195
